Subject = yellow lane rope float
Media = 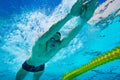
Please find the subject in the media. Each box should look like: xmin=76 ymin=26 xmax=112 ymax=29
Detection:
xmin=62 ymin=46 xmax=120 ymax=80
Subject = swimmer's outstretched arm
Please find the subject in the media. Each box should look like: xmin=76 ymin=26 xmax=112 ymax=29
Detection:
xmin=36 ymin=14 xmax=73 ymax=44
xmin=60 ymin=0 xmax=98 ymax=47
xmin=36 ymin=0 xmax=88 ymax=44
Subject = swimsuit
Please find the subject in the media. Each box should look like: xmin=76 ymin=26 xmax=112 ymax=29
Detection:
xmin=22 ymin=61 xmax=45 ymax=72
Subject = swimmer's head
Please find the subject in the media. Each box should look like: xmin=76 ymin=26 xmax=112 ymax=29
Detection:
xmin=46 ymin=32 xmax=61 ymax=50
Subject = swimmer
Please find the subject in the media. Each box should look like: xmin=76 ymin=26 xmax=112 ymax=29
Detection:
xmin=16 ymin=0 xmax=98 ymax=80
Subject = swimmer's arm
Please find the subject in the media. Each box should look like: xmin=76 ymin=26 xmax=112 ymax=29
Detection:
xmin=36 ymin=14 xmax=73 ymax=44
xmin=60 ymin=0 xmax=98 ymax=47
xmin=35 ymin=0 xmax=88 ymax=44
xmin=60 ymin=19 xmax=85 ymax=48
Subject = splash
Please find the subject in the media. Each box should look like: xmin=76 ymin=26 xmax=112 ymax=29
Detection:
xmin=89 ymin=0 xmax=120 ymax=25
xmin=1 ymin=0 xmax=119 ymax=59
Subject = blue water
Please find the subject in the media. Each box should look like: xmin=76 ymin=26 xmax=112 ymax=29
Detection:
xmin=0 ymin=0 xmax=120 ymax=80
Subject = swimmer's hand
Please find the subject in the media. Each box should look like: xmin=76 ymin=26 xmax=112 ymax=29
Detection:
xmin=70 ymin=0 xmax=98 ymax=21
xmin=69 ymin=0 xmax=84 ymax=16
xmin=81 ymin=0 xmax=98 ymax=22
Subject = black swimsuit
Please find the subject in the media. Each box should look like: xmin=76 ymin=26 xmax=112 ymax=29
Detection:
xmin=22 ymin=61 xmax=45 ymax=72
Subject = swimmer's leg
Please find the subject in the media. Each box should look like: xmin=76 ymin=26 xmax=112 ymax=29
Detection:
xmin=16 ymin=68 xmax=29 ymax=80
xmin=33 ymin=71 xmax=44 ymax=80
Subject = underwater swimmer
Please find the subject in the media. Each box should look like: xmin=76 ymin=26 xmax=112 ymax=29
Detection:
xmin=16 ymin=0 xmax=98 ymax=80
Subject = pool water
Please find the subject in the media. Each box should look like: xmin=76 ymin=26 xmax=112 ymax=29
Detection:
xmin=0 ymin=0 xmax=120 ymax=80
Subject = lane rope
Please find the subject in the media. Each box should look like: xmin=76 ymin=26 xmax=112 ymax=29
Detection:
xmin=62 ymin=46 xmax=120 ymax=80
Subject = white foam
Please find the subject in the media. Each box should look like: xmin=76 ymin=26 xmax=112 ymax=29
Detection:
xmin=3 ymin=0 xmax=120 ymax=61
xmin=89 ymin=0 xmax=120 ymax=24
